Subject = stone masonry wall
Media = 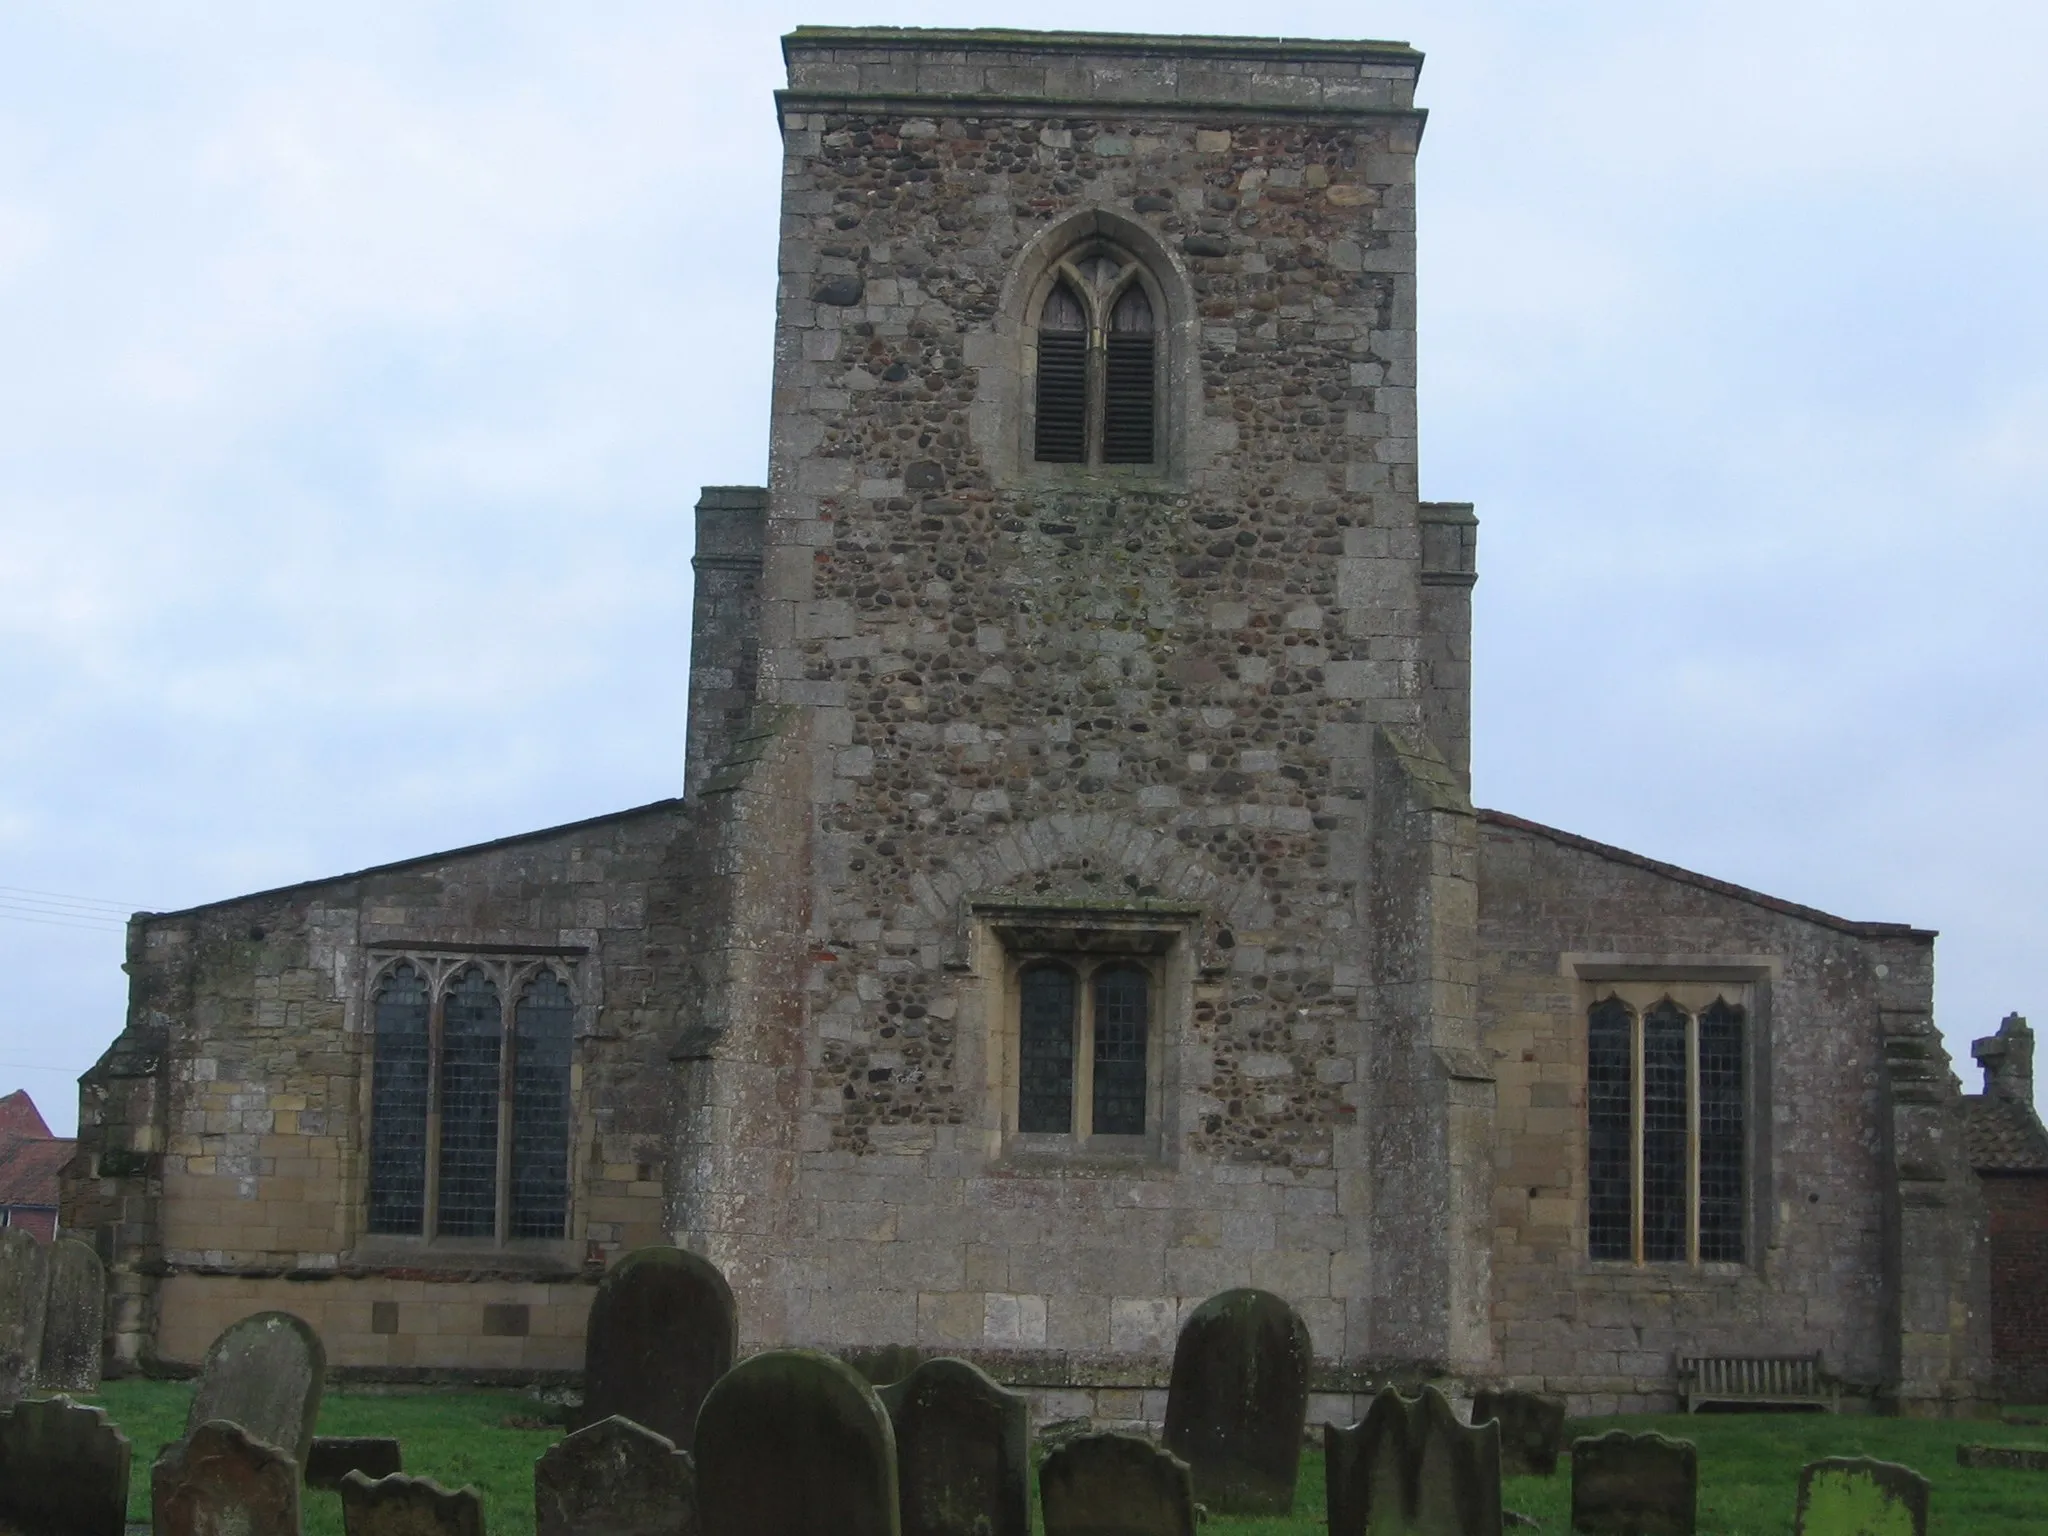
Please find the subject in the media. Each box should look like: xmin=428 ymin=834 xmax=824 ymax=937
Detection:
xmin=681 ymin=27 xmax=1493 ymax=1384
xmin=1478 ymin=810 xmax=1989 ymax=1413
xmin=68 ymin=800 xmax=707 ymax=1375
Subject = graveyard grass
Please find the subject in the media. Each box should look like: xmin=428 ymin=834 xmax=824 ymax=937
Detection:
xmin=81 ymin=1382 xmax=2048 ymax=1535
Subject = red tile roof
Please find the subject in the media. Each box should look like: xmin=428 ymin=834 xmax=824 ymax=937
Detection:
xmin=0 ymin=1134 xmax=72 ymax=1210
xmin=0 ymin=1090 xmax=52 ymax=1143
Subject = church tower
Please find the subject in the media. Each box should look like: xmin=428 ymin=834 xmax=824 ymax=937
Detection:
xmin=675 ymin=27 xmax=1494 ymax=1385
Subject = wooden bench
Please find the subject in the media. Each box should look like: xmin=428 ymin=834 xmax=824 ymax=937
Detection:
xmin=1677 ymin=1354 xmax=1839 ymax=1413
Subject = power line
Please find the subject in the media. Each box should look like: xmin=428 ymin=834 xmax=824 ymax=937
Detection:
xmin=0 ymin=883 xmax=141 ymax=934
xmin=0 ymin=884 xmax=135 ymax=913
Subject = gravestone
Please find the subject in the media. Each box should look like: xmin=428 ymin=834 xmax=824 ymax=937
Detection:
xmin=535 ymin=1414 xmax=697 ymax=1536
xmin=1038 ymin=1433 xmax=1195 ymax=1536
xmin=338 ymin=1472 xmax=484 ymax=1536
xmin=1470 ymin=1390 xmax=1566 ymax=1478
xmin=876 ymin=1357 xmax=1029 ymax=1536
xmin=1325 ymin=1385 xmax=1501 ymax=1536
xmin=0 ymin=1394 xmax=132 ymax=1536
xmin=581 ymin=1246 xmax=736 ymax=1448
xmin=694 ymin=1349 xmax=898 ymax=1536
xmin=37 ymin=1236 xmax=107 ymax=1394
xmin=1570 ymin=1431 xmax=1697 ymax=1536
xmin=1161 ymin=1288 xmax=1311 ymax=1515
xmin=306 ymin=1437 xmax=404 ymax=1491
xmin=0 ymin=1225 xmax=51 ymax=1405
xmin=186 ymin=1311 xmax=325 ymax=1467
xmin=1794 ymin=1456 xmax=1928 ymax=1536
xmin=152 ymin=1420 xmax=300 ymax=1536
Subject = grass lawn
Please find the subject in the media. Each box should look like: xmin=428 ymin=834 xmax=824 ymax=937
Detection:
xmin=75 ymin=1380 xmax=2048 ymax=1535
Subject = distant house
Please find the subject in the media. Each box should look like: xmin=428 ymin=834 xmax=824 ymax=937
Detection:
xmin=0 ymin=1090 xmax=73 ymax=1242
xmin=1965 ymin=1016 xmax=2048 ymax=1401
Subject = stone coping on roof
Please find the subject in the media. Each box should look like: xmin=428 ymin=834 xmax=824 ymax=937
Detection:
xmin=1477 ymin=808 xmax=1933 ymax=942
xmin=135 ymin=797 xmax=687 ymax=924
xmin=783 ymin=26 xmax=1422 ymax=66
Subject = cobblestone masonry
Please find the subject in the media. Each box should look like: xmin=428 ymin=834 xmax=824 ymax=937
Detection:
xmin=64 ymin=26 xmax=1992 ymax=1418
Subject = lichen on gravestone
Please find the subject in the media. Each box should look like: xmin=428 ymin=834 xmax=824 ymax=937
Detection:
xmin=337 ymin=1471 xmax=485 ymax=1536
xmin=185 ymin=1311 xmax=325 ymax=1468
xmin=1161 ymin=1287 xmax=1311 ymax=1516
xmin=37 ymin=1235 xmax=108 ymax=1394
xmin=1569 ymin=1430 xmax=1697 ymax=1536
xmin=876 ymin=1357 xmax=1030 ymax=1536
xmin=0 ymin=1226 xmax=51 ymax=1405
xmin=694 ymin=1349 xmax=898 ymax=1536
xmin=152 ymin=1420 xmax=299 ymax=1536
xmin=1038 ymin=1432 xmax=1195 ymax=1536
xmin=579 ymin=1246 xmax=736 ymax=1450
xmin=534 ymin=1414 xmax=698 ymax=1536
xmin=1324 ymin=1385 xmax=1502 ymax=1536
xmin=0 ymin=1393 xmax=133 ymax=1536
xmin=1794 ymin=1456 xmax=1928 ymax=1536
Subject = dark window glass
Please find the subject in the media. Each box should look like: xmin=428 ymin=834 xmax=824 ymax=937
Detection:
xmin=1018 ymin=966 xmax=1076 ymax=1133
xmin=1092 ymin=965 xmax=1149 ymax=1135
xmin=1033 ymin=283 xmax=1087 ymax=463
xmin=437 ymin=966 xmax=502 ymax=1237
xmin=510 ymin=969 xmax=574 ymax=1239
xmin=1641 ymin=999 xmax=1689 ymax=1263
xmin=1587 ymin=997 xmax=1634 ymax=1261
xmin=367 ymin=963 xmax=431 ymax=1235
xmin=1103 ymin=286 xmax=1155 ymax=464
xmin=1698 ymin=998 xmax=1746 ymax=1262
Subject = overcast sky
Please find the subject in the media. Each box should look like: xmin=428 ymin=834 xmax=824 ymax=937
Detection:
xmin=3 ymin=1 xmax=2044 ymax=1136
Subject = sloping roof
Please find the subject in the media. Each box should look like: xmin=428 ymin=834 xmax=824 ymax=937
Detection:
xmin=1965 ymin=1095 xmax=2048 ymax=1173
xmin=0 ymin=1090 xmax=51 ymax=1143
xmin=1476 ymin=809 xmax=1933 ymax=942
xmin=0 ymin=1133 xmax=72 ymax=1210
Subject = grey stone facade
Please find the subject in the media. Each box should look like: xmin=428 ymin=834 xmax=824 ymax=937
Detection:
xmin=65 ymin=26 xmax=1991 ymax=1417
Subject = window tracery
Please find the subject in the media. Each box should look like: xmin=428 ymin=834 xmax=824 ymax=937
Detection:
xmin=364 ymin=953 xmax=578 ymax=1244
xmin=1032 ymin=242 xmax=1159 ymax=467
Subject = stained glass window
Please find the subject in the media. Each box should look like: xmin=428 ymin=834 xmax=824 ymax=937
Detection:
xmin=1091 ymin=965 xmax=1149 ymax=1135
xmin=1018 ymin=965 xmax=1076 ymax=1133
xmin=437 ymin=966 xmax=502 ymax=1238
xmin=367 ymin=963 xmax=430 ymax=1235
xmin=510 ymin=969 xmax=574 ymax=1239
xmin=1586 ymin=997 xmax=1634 ymax=1262
xmin=1698 ymin=998 xmax=1746 ymax=1262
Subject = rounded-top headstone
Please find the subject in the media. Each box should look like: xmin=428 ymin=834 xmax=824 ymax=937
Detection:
xmin=186 ymin=1311 xmax=326 ymax=1466
xmin=38 ymin=1235 xmax=109 ymax=1393
xmin=0 ymin=1225 xmax=51 ymax=1404
xmin=877 ymin=1356 xmax=1030 ymax=1536
xmin=582 ymin=1246 xmax=737 ymax=1449
xmin=1162 ymin=1287 xmax=1311 ymax=1515
xmin=694 ymin=1349 xmax=899 ymax=1536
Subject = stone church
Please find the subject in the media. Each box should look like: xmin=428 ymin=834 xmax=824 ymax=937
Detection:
xmin=66 ymin=26 xmax=1994 ymax=1416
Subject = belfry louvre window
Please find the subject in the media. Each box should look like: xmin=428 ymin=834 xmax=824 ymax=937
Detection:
xmin=1587 ymin=988 xmax=1747 ymax=1265
xmin=1032 ymin=246 xmax=1158 ymax=467
xmin=1016 ymin=960 xmax=1153 ymax=1137
xmin=367 ymin=958 xmax=576 ymax=1241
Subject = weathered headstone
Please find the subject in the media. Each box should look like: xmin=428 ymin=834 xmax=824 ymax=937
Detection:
xmin=36 ymin=1236 xmax=107 ymax=1394
xmin=876 ymin=1357 xmax=1029 ymax=1536
xmin=338 ymin=1472 xmax=484 ymax=1536
xmin=186 ymin=1311 xmax=325 ymax=1467
xmin=694 ymin=1349 xmax=898 ymax=1536
xmin=1038 ymin=1433 xmax=1195 ymax=1536
xmin=1794 ymin=1456 xmax=1929 ymax=1536
xmin=1161 ymin=1287 xmax=1311 ymax=1515
xmin=0 ymin=1226 xmax=51 ymax=1405
xmin=535 ymin=1414 xmax=697 ymax=1536
xmin=1325 ymin=1385 xmax=1502 ymax=1536
xmin=152 ymin=1420 xmax=299 ymax=1536
xmin=306 ymin=1437 xmax=403 ymax=1491
xmin=0 ymin=1393 xmax=132 ymax=1536
xmin=1570 ymin=1430 xmax=1697 ymax=1536
xmin=1471 ymin=1389 xmax=1567 ymax=1478
xmin=581 ymin=1246 xmax=736 ymax=1449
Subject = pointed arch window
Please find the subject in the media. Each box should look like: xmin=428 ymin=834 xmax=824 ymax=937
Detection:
xmin=1585 ymin=986 xmax=1748 ymax=1265
xmin=364 ymin=955 xmax=578 ymax=1243
xmin=1032 ymin=244 xmax=1159 ymax=467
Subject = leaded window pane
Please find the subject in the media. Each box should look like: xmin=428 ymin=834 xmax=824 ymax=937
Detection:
xmin=1698 ymin=998 xmax=1746 ymax=1262
xmin=437 ymin=966 xmax=502 ymax=1238
xmin=1018 ymin=966 xmax=1076 ymax=1133
xmin=1092 ymin=965 xmax=1149 ymax=1135
xmin=510 ymin=969 xmax=574 ymax=1239
xmin=1641 ymin=999 xmax=1689 ymax=1263
xmin=1587 ymin=997 xmax=1634 ymax=1261
xmin=367 ymin=963 xmax=430 ymax=1235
